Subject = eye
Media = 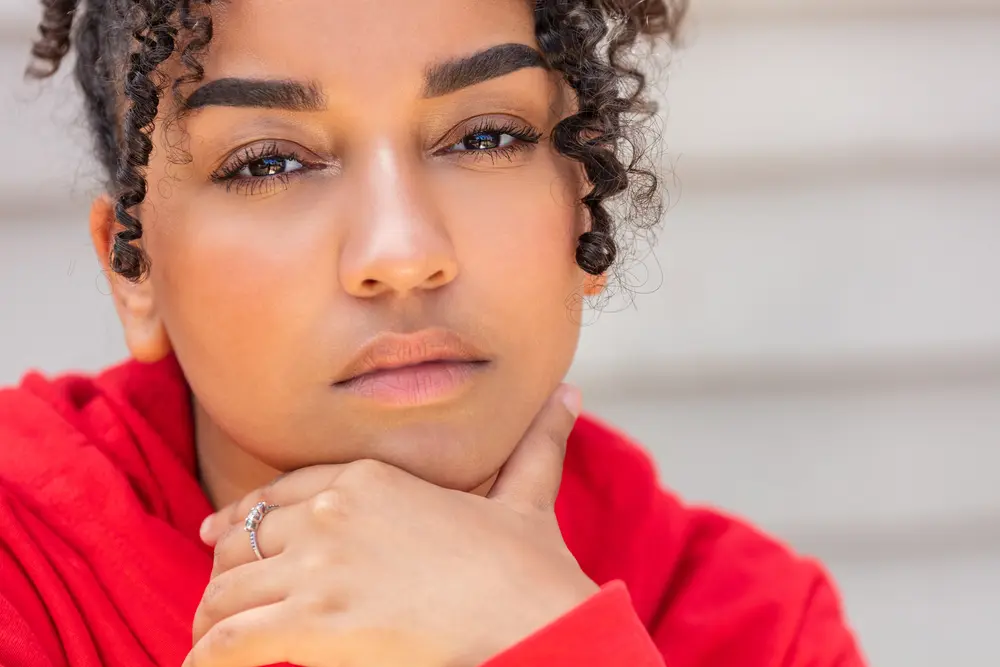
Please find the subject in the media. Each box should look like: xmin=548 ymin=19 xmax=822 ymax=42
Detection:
xmin=449 ymin=130 xmax=517 ymax=152
xmin=239 ymin=155 xmax=304 ymax=178
xmin=210 ymin=141 xmax=328 ymax=196
xmin=434 ymin=118 xmax=543 ymax=164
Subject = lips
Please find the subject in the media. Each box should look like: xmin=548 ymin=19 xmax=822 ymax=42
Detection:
xmin=332 ymin=329 xmax=490 ymax=406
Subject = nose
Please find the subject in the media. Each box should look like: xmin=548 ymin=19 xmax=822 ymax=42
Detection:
xmin=339 ymin=145 xmax=458 ymax=299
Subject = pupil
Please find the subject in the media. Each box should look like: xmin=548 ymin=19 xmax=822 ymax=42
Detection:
xmin=249 ymin=157 xmax=284 ymax=177
xmin=467 ymin=131 xmax=500 ymax=150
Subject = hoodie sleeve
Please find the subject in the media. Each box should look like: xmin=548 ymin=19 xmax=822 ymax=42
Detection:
xmin=481 ymin=415 xmax=866 ymax=667
xmin=481 ymin=573 xmax=865 ymax=667
xmin=480 ymin=581 xmax=665 ymax=667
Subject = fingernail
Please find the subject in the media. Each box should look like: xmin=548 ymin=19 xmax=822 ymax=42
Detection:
xmin=561 ymin=384 xmax=582 ymax=418
xmin=199 ymin=515 xmax=213 ymax=543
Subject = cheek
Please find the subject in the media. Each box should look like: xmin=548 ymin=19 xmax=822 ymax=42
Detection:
xmin=439 ymin=157 xmax=587 ymax=363
xmin=143 ymin=187 xmax=339 ymax=387
xmin=455 ymin=153 xmax=585 ymax=289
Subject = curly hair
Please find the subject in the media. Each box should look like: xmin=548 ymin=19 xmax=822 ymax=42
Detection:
xmin=27 ymin=0 xmax=686 ymax=282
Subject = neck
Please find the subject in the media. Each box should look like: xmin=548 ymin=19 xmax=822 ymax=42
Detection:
xmin=193 ymin=400 xmax=282 ymax=511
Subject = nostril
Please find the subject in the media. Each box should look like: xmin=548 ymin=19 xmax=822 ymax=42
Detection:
xmin=427 ymin=270 xmax=446 ymax=286
xmin=361 ymin=278 xmax=379 ymax=292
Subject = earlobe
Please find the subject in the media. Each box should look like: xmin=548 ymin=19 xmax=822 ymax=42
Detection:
xmin=576 ymin=205 xmax=607 ymax=297
xmin=582 ymin=273 xmax=607 ymax=297
xmin=577 ymin=208 xmax=607 ymax=297
xmin=89 ymin=196 xmax=172 ymax=363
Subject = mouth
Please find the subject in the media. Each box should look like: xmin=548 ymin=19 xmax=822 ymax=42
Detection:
xmin=332 ymin=329 xmax=491 ymax=407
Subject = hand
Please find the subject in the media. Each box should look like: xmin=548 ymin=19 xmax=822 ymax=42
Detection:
xmin=186 ymin=384 xmax=597 ymax=667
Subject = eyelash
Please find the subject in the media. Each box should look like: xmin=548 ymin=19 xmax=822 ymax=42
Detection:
xmin=436 ymin=119 xmax=543 ymax=163
xmin=210 ymin=142 xmax=316 ymax=196
xmin=210 ymin=119 xmax=543 ymax=196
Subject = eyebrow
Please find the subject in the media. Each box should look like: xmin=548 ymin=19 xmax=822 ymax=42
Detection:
xmin=181 ymin=43 xmax=546 ymax=111
xmin=183 ymin=78 xmax=326 ymax=111
xmin=423 ymin=43 xmax=547 ymax=98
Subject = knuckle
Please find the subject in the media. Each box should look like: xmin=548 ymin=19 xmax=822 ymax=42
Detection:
xmin=212 ymin=526 xmax=238 ymax=569
xmin=533 ymin=495 xmax=556 ymax=513
xmin=220 ymin=522 xmax=241 ymax=544
xmin=525 ymin=489 xmax=554 ymax=513
xmin=309 ymin=487 xmax=349 ymax=522
xmin=543 ymin=416 xmax=573 ymax=453
xmin=199 ymin=577 xmax=228 ymax=618
xmin=299 ymin=584 xmax=342 ymax=616
xmin=298 ymin=548 xmax=329 ymax=576
xmin=554 ymin=405 xmax=577 ymax=440
xmin=203 ymin=617 xmax=242 ymax=655
xmin=540 ymin=428 xmax=561 ymax=452
xmin=211 ymin=544 xmax=225 ymax=573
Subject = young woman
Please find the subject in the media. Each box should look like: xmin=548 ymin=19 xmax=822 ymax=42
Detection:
xmin=1 ymin=0 xmax=865 ymax=665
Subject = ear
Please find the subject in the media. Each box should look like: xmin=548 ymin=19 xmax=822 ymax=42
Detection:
xmin=576 ymin=181 xmax=607 ymax=298
xmin=582 ymin=272 xmax=607 ymax=297
xmin=90 ymin=196 xmax=172 ymax=363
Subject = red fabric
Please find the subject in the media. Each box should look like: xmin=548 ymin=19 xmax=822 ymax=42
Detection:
xmin=0 ymin=357 xmax=866 ymax=667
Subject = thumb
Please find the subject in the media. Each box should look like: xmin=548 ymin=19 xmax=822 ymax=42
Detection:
xmin=488 ymin=384 xmax=582 ymax=512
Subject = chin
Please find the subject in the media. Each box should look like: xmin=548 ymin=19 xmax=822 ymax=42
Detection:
xmin=360 ymin=419 xmax=514 ymax=492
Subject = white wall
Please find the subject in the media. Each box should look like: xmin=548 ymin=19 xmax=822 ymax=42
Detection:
xmin=2 ymin=2 xmax=999 ymax=665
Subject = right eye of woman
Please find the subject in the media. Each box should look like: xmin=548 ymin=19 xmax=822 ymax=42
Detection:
xmin=210 ymin=142 xmax=325 ymax=197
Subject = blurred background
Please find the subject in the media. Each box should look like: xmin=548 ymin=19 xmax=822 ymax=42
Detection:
xmin=2 ymin=0 xmax=999 ymax=664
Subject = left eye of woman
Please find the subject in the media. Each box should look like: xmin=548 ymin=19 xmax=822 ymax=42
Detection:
xmin=449 ymin=130 xmax=517 ymax=152
xmin=239 ymin=156 xmax=304 ymax=179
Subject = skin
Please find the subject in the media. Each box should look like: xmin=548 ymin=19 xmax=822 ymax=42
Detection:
xmin=91 ymin=0 xmax=600 ymax=508
xmin=88 ymin=0 xmax=607 ymax=663
xmin=192 ymin=389 xmax=595 ymax=667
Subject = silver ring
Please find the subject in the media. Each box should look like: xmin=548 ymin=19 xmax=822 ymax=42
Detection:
xmin=244 ymin=501 xmax=279 ymax=560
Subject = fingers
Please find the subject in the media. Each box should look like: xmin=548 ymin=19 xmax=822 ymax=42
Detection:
xmin=192 ymin=557 xmax=292 ymax=646
xmin=184 ymin=601 xmax=309 ymax=667
xmin=210 ymin=504 xmax=296 ymax=577
xmin=200 ymin=463 xmax=349 ymax=545
xmin=488 ymin=384 xmax=581 ymax=512
xmin=187 ymin=601 xmax=450 ymax=667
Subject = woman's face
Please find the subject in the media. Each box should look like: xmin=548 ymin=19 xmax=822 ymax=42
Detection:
xmin=110 ymin=0 xmax=592 ymax=491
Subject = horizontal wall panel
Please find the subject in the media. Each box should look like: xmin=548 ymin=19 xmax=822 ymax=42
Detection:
xmin=691 ymin=0 xmax=1000 ymax=22
xmin=570 ymin=177 xmax=1000 ymax=382
xmin=585 ymin=381 xmax=1000 ymax=536
xmin=0 ymin=219 xmax=125 ymax=385
xmin=825 ymin=549 xmax=1000 ymax=667
xmin=661 ymin=17 xmax=1000 ymax=165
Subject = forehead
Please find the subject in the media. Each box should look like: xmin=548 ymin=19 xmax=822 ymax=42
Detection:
xmin=202 ymin=0 xmax=537 ymax=92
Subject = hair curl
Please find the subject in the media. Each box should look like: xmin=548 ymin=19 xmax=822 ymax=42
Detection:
xmin=27 ymin=0 xmax=686 ymax=282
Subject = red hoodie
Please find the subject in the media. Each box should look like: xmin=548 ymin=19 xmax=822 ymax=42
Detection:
xmin=0 ymin=357 xmax=865 ymax=667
